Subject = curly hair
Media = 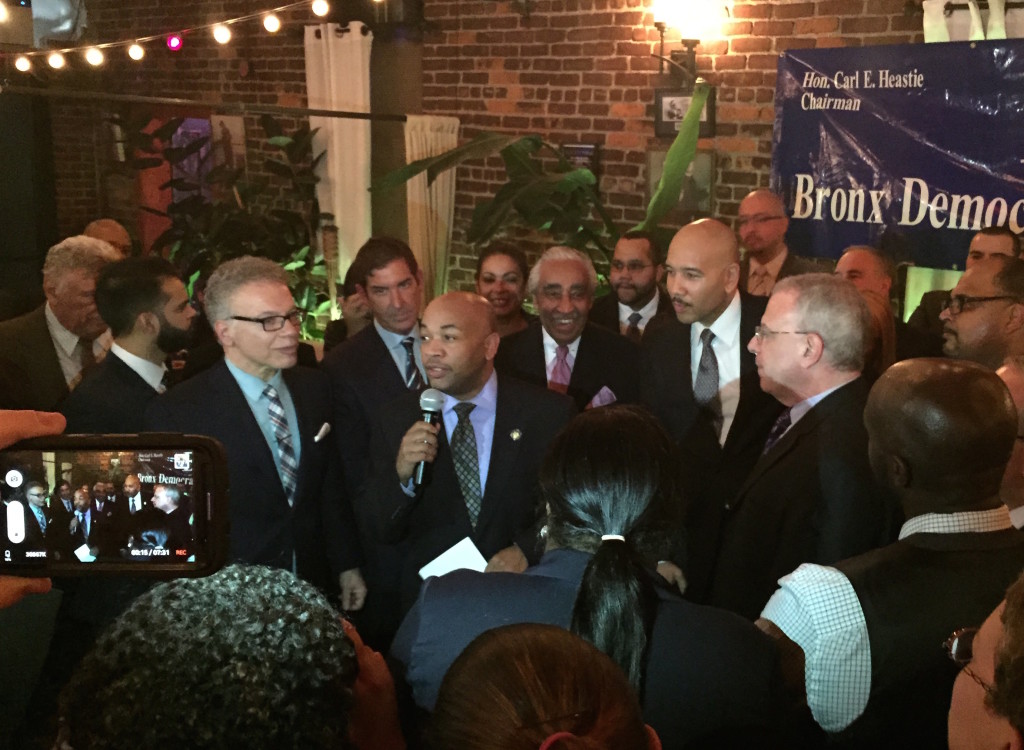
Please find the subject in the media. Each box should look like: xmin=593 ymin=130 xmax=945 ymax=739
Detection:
xmin=58 ymin=565 xmax=356 ymax=750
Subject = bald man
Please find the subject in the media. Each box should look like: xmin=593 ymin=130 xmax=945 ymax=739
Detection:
xmin=640 ymin=219 xmax=784 ymax=602
xmin=361 ymin=291 xmax=575 ymax=617
xmin=83 ymin=219 xmax=132 ymax=257
xmin=737 ymin=188 xmax=820 ymax=296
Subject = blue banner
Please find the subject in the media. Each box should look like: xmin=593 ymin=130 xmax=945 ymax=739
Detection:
xmin=772 ymin=41 xmax=1024 ymax=269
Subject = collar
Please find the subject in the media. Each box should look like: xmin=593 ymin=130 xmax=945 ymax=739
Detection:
xmin=110 ymin=344 xmax=167 ymax=391
xmin=789 ymin=375 xmax=859 ymax=426
xmin=224 ymin=358 xmax=284 ymax=400
xmin=374 ymin=318 xmax=419 ymax=351
xmin=618 ymin=289 xmax=660 ymax=323
xmin=747 ymin=247 xmax=789 ymax=279
xmin=899 ymin=506 xmax=1013 ymax=540
xmin=442 ymin=369 xmax=498 ymax=417
xmin=44 ymin=303 xmax=84 ymax=358
xmin=541 ymin=326 xmax=581 ymax=360
xmin=692 ymin=291 xmax=740 ymax=350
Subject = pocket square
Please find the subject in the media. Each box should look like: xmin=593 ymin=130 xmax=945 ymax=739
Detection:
xmin=314 ymin=423 xmax=331 ymax=443
xmin=586 ymin=386 xmax=617 ymax=410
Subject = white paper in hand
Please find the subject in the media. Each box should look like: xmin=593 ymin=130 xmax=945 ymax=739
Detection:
xmin=419 ymin=537 xmax=487 ymax=580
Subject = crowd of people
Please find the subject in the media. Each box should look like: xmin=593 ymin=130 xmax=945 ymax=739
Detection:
xmin=2 ymin=190 xmax=1024 ymax=747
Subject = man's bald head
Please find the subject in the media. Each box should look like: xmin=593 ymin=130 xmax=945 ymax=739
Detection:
xmin=83 ymin=219 xmax=132 ymax=257
xmin=866 ymin=358 xmax=1016 ymax=509
xmin=420 ymin=291 xmax=500 ymax=400
xmin=835 ymin=246 xmax=894 ymax=298
xmin=738 ymin=189 xmax=789 ymax=262
xmin=664 ymin=219 xmax=740 ymax=327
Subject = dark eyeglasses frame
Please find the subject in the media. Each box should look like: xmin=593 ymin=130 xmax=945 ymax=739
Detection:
xmin=941 ymin=294 xmax=1021 ymax=316
xmin=944 ymin=626 xmax=992 ymax=693
xmin=230 ymin=309 xmax=305 ymax=332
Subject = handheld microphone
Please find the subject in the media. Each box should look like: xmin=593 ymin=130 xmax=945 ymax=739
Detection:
xmin=414 ymin=388 xmax=446 ymax=486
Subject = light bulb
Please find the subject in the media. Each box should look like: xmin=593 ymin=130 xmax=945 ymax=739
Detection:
xmin=263 ymin=14 xmax=281 ymax=32
xmin=128 ymin=43 xmax=145 ymax=60
xmin=84 ymin=47 xmax=104 ymax=66
xmin=47 ymin=52 xmax=65 ymax=69
xmin=14 ymin=55 xmax=30 ymax=72
xmin=212 ymin=24 xmax=231 ymax=44
xmin=311 ymin=0 xmax=329 ymax=17
xmin=167 ymin=34 xmax=183 ymax=51
xmin=0 ymin=4 xmax=9 ymax=23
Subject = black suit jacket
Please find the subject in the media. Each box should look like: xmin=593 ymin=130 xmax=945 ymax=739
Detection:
xmin=0 ymin=305 xmax=69 ymax=410
xmin=494 ymin=320 xmax=640 ymax=412
xmin=739 ymin=251 xmax=825 ymax=295
xmin=362 ymin=373 xmax=575 ymax=608
xmin=144 ymin=360 xmax=361 ymax=589
xmin=60 ymin=351 xmax=160 ymax=434
xmin=588 ymin=288 xmax=673 ymax=339
xmin=709 ymin=378 xmax=896 ymax=619
xmin=639 ymin=293 xmax=784 ymax=602
xmin=907 ymin=288 xmax=948 ymax=340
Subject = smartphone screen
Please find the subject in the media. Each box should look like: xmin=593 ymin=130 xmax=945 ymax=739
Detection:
xmin=0 ymin=435 xmax=228 ymax=577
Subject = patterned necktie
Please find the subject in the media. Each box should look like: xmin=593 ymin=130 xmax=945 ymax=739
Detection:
xmin=451 ymin=402 xmax=482 ymax=528
xmin=549 ymin=344 xmax=573 ymax=394
xmin=693 ymin=328 xmax=723 ymax=438
xmin=263 ymin=385 xmax=299 ymax=505
xmin=763 ymin=408 xmax=793 ymax=454
xmin=69 ymin=337 xmax=97 ymax=390
xmin=748 ymin=268 xmax=772 ymax=297
xmin=625 ymin=312 xmax=643 ymax=343
xmin=402 ymin=337 xmax=425 ymax=390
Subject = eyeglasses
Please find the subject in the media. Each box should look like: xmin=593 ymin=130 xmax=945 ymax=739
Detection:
xmin=230 ymin=309 xmax=304 ymax=332
xmin=737 ymin=214 xmax=786 ymax=228
xmin=610 ymin=260 xmax=654 ymax=273
xmin=941 ymin=295 xmax=1021 ymax=316
xmin=753 ymin=325 xmax=812 ymax=341
xmin=944 ymin=626 xmax=992 ymax=692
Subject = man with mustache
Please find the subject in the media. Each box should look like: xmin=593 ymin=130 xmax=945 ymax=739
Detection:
xmin=640 ymin=219 xmax=783 ymax=602
xmin=588 ymin=231 xmax=672 ymax=342
xmin=495 ymin=246 xmax=640 ymax=412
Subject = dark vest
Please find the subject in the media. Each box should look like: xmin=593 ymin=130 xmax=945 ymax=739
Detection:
xmin=832 ymin=528 xmax=1024 ymax=748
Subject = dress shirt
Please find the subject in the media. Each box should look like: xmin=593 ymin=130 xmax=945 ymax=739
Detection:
xmin=44 ymin=304 xmax=111 ymax=387
xmin=29 ymin=504 xmax=46 ymax=533
xmin=746 ymin=248 xmax=789 ymax=296
xmin=772 ymin=376 xmax=858 ymax=446
xmin=617 ymin=292 xmax=660 ymax=335
xmin=690 ymin=292 xmax=741 ymax=445
xmin=109 ymin=343 xmax=167 ymax=392
xmin=224 ymin=360 xmax=302 ymax=486
xmin=761 ymin=505 xmax=1014 ymax=732
xmin=127 ymin=492 xmax=145 ymax=514
xmin=374 ymin=319 xmax=425 ymax=383
xmin=440 ymin=371 xmax=498 ymax=494
xmin=542 ymin=327 xmax=581 ymax=383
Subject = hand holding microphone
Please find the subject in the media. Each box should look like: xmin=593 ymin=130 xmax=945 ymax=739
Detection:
xmin=395 ymin=388 xmax=446 ymax=485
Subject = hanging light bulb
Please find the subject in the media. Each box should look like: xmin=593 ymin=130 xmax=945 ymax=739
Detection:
xmin=167 ymin=33 xmax=183 ymax=51
xmin=212 ymin=23 xmax=231 ymax=44
xmin=47 ymin=52 xmax=66 ymax=69
xmin=84 ymin=47 xmax=104 ymax=66
xmin=311 ymin=0 xmax=329 ymax=17
xmin=0 ymin=3 xmax=9 ymax=23
xmin=263 ymin=14 xmax=281 ymax=32
xmin=128 ymin=43 xmax=145 ymax=60
xmin=14 ymin=55 xmax=31 ymax=72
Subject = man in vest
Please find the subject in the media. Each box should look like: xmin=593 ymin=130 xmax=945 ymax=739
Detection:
xmin=757 ymin=358 xmax=1024 ymax=747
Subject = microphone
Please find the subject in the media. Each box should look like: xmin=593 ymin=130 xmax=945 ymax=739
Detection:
xmin=414 ymin=388 xmax=446 ymax=487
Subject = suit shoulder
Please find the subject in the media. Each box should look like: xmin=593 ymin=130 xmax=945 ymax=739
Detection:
xmin=583 ymin=322 xmax=639 ymax=354
xmin=641 ymin=316 xmax=687 ymax=349
xmin=0 ymin=306 xmax=46 ymax=344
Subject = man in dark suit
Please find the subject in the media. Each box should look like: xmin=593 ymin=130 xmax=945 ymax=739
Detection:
xmin=709 ymin=273 xmax=895 ymax=620
xmin=362 ymin=292 xmax=575 ymax=612
xmin=940 ymin=255 xmax=1024 ymax=370
xmin=737 ymin=189 xmax=821 ymax=296
xmin=495 ymin=245 xmax=640 ymax=412
xmin=641 ymin=219 xmax=784 ymax=602
xmin=60 ymin=257 xmax=197 ymax=434
xmin=0 ymin=236 xmax=120 ymax=411
xmin=145 ymin=256 xmax=364 ymax=605
xmin=20 ymin=481 xmax=51 ymax=551
xmin=588 ymin=231 xmax=672 ymax=341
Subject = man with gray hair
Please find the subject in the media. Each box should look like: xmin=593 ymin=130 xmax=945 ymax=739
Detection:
xmin=495 ymin=245 xmax=640 ymax=412
xmin=708 ymin=273 xmax=895 ymax=619
xmin=0 ymin=235 xmax=121 ymax=410
xmin=145 ymin=256 xmax=365 ymax=607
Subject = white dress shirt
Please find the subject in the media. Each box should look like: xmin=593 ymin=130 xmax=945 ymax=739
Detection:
xmin=44 ymin=304 xmax=111 ymax=387
xmin=690 ymin=292 xmax=741 ymax=446
xmin=109 ymin=343 xmax=167 ymax=392
xmin=617 ymin=292 xmax=660 ymax=334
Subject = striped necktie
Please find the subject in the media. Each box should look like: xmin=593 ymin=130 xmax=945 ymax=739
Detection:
xmin=263 ymin=385 xmax=298 ymax=505
xmin=402 ymin=337 xmax=425 ymax=390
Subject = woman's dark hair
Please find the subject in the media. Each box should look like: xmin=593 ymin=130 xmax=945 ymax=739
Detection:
xmin=475 ymin=241 xmax=530 ymax=282
xmin=542 ymin=405 xmax=681 ymax=693
xmin=430 ymin=623 xmax=649 ymax=750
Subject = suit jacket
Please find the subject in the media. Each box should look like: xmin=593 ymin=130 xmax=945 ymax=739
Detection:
xmin=60 ymin=351 xmax=159 ymax=434
xmin=0 ymin=305 xmax=69 ymax=411
xmin=639 ymin=293 xmax=784 ymax=602
xmin=906 ymin=288 xmax=948 ymax=340
xmin=391 ymin=548 xmax=785 ymax=749
xmin=362 ymin=373 xmax=575 ymax=609
xmin=709 ymin=378 xmax=896 ymax=619
xmin=588 ymin=287 xmax=673 ymax=339
xmin=894 ymin=317 xmax=943 ymax=361
xmin=739 ymin=251 xmax=824 ymax=296
xmin=144 ymin=360 xmax=361 ymax=589
xmin=494 ymin=320 xmax=640 ymax=412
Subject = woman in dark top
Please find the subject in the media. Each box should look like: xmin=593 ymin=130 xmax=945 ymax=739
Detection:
xmin=475 ymin=242 xmax=533 ymax=337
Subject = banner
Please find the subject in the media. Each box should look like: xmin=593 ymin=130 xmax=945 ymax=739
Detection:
xmin=772 ymin=41 xmax=1024 ymax=269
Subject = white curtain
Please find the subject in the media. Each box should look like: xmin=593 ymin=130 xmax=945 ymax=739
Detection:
xmin=304 ymin=22 xmax=373 ymax=282
xmin=404 ymin=115 xmax=460 ymax=301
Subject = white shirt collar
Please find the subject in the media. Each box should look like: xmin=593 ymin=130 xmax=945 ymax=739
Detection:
xmin=617 ymin=291 xmax=661 ymax=328
xmin=899 ymin=506 xmax=1013 ymax=540
xmin=541 ymin=326 xmax=581 ymax=365
xmin=691 ymin=291 xmax=740 ymax=350
xmin=442 ymin=370 xmax=498 ymax=417
xmin=44 ymin=303 xmax=84 ymax=358
xmin=110 ymin=344 xmax=167 ymax=392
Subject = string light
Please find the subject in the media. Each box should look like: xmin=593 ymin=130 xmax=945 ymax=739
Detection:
xmin=47 ymin=52 xmax=66 ymax=69
xmin=14 ymin=55 xmax=30 ymax=72
xmin=263 ymin=13 xmax=281 ymax=32
xmin=167 ymin=34 xmax=183 ymax=51
xmin=128 ymin=43 xmax=145 ymax=61
xmin=212 ymin=23 xmax=231 ymax=44
xmin=0 ymin=3 xmax=9 ymax=23
xmin=84 ymin=47 xmax=104 ymax=66
xmin=312 ymin=0 xmax=329 ymax=17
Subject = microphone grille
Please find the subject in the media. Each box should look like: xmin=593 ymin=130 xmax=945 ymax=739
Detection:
xmin=419 ymin=388 xmax=446 ymax=412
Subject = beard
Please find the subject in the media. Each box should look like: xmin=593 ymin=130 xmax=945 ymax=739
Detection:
xmin=156 ymin=316 xmax=195 ymax=353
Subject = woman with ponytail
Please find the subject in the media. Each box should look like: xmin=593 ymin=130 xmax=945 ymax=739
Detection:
xmin=392 ymin=406 xmax=784 ymax=749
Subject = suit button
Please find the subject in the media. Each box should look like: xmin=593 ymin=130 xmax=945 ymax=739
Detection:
xmin=723 ymin=503 xmax=732 ymax=511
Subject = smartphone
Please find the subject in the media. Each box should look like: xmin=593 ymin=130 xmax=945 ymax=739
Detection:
xmin=0 ymin=433 xmax=229 ymax=578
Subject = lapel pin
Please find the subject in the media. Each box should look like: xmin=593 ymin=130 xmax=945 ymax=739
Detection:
xmin=314 ymin=423 xmax=331 ymax=443
xmin=510 ymin=429 xmax=522 ymax=442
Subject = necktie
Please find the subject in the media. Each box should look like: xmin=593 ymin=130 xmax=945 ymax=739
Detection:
xmin=402 ymin=337 xmax=425 ymax=390
xmin=763 ymin=408 xmax=793 ymax=454
xmin=549 ymin=344 xmax=573 ymax=394
xmin=263 ymin=385 xmax=299 ymax=505
xmin=451 ymin=402 xmax=482 ymax=528
xmin=748 ymin=268 xmax=772 ymax=297
xmin=34 ymin=508 xmax=46 ymax=534
xmin=693 ymin=328 xmax=723 ymax=438
xmin=158 ymin=370 xmax=170 ymax=394
xmin=625 ymin=312 xmax=643 ymax=343
xmin=69 ymin=337 xmax=97 ymax=390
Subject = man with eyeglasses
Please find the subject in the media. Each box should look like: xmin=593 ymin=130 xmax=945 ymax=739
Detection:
xmin=755 ymin=358 xmax=1024 ymax=747
xmin=588 ymin=231 xmax=672 ymax=341
xmin=940 ymin=254 xmax=1024 ymax=370
xmin=736 ymin=188 xmax=820 ymax=297
xmin=145 ymin=256 xmax=366 ymax=608
xmin=708 ymin=274 xmax=893 ymax=620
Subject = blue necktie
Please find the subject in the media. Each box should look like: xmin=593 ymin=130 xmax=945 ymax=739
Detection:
xmin=263 ymin=385 xmax=299 ymax=505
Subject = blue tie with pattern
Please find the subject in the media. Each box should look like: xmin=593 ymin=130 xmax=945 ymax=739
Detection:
xmin=451 ymin=402 xmax=482 ymax=528
xmin=263 ymin=384 xmax=298 ymax=505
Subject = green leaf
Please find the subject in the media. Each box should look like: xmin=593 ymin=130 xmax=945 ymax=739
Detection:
xmin=500 ymin=136 xmax=543 ymax=180
xmin=260 ymin=114 xmax=284 ymax=139
xmin=283 ymin=260 xmax=306 ymax=271
xmin=150 ymin=117 xmax=185 ymax=142
xmin=163 ymin=136 xmax=210 ymax=166
xmin=159 ymin=178 xmax=201 ymax=191
xmin=372 ymin=132 xmax=523 ymax=193
xmin=268 ymin=136 xmax=294 ymax=149
xmin=293 ymin=245 xmax=310 ymax=262
xmin=264 ymin=158 xmax=294 ymax=179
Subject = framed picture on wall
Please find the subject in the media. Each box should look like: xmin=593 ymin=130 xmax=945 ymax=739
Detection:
xmin=654 ymin=87 xmax=716 ymax=139
xmin=646 ymin=147 xmax=716 ymax=225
